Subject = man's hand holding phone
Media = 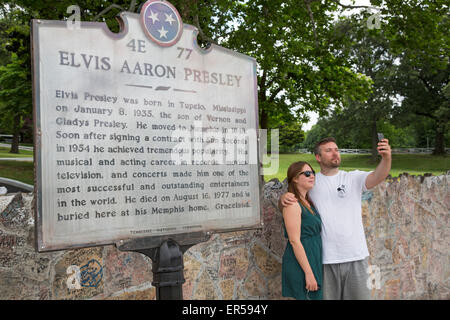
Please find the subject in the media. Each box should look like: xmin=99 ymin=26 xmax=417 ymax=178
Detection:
xmin=377 ymin=133 xmax=391 ymax=158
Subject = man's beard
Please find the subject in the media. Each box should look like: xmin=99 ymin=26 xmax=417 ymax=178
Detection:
xmin=325 ymin=158 xmax=341 ymax=168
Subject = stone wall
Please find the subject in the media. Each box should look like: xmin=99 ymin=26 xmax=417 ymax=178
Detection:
xmin=0 ymin=173 xmax=448 ymax=300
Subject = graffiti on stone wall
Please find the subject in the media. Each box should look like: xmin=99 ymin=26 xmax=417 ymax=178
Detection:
xmin=66 ymin=259 xmax=103 ymax=289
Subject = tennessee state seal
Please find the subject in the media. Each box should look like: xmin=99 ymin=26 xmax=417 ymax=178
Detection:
xmin=140 ymin=0 xmax=183 ymax=47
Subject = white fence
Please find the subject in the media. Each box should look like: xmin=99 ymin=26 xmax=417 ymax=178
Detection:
xmin=296 ymin=148 xmax=449 ymax=154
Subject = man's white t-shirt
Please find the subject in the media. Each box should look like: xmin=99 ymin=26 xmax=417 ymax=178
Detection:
xmin=309 ymin=170 xmax=371 ymax=264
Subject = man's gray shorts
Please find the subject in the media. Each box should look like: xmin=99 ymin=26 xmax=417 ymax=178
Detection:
xmin=323 ymin=257 xmax=371 ymax=300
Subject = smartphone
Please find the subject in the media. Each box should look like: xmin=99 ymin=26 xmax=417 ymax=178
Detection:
xmin=377 ymin=133 xmax=385 ymax=151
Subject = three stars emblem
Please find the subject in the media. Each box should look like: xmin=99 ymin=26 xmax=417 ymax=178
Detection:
xmin=141 ymin=1 xmax=183 ymax=47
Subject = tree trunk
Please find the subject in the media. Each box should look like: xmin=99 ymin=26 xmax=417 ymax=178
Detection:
xmin=432 ymin=121 xmax=446 ymax=155
xmin=258 ymin=70 xmax=268 ymax=130
xmin=260 ymin=108 xmax=269 ymax=130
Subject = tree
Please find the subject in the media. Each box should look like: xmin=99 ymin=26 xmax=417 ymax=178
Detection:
xmin=0 ymin=8 xmax=32 ymax=153
xmin=0 ymin=53 xmax=32 ymax=153
xmin=391 ymin=56 xmax=449 ymax=155
xmin=303 ymin=1 xmax=449 ymax=156
xmin=301 ymin=121 xmax=328 ymax=152
xmin=0 ymin=9 xmax=13 ymax=66
xmin=221 ymin=0 xmax=373 ymax=129
xmin=326 ymin=13 xmax=398 ymax=161
xmin=372 ymin=0 xmax=449 ymax=154
xmin=277 ymin=122 xmax=305 ymax=152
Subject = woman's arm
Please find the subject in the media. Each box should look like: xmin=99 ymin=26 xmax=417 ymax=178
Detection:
xmin=283 ymin=203 xmax=318 ymax=291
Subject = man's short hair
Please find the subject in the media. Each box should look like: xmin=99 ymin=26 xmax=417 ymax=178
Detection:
xmin=314 ymin=137 xmax=337 ymax=155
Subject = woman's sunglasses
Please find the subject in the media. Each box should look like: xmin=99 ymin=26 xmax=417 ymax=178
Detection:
xmin=298 ymin=170 xmax=315 ymax=178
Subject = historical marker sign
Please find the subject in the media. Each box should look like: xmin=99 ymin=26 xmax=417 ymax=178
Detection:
xmin=33 ymin=1 xmax=261 ymax=252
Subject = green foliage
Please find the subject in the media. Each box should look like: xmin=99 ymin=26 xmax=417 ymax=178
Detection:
xmin=0 ymin=53 xmax=31 ymax=107
xmin=302 ymin=117 xmax=423 ymax=150
xmin=390 ymin=53 xmax=449 ymax=154
xmin=301 ymin=122 xmax=328 ymax=152
xmin=0 ymin=6 xmax=33 ymax=151
xmin=371 ymin=0 xmax=450 ymax=154
xmin=376 ymin=122 xmax=416 ymax=148
xmin=372 ymin=0 xmax=449 ymax=70
xmin=277 ymin=122 xmax=305 ymax=152
xmin=301 ymin=2 xmax=449 ymax=155
xmin=0 ymin=53 xmax=32 ymax=142
xmin=220 ymin=0 xmax=373 ymax=129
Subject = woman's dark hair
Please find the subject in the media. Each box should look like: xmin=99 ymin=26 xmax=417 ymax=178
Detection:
xmin=287 ymin=161 xmax=316 ymax=213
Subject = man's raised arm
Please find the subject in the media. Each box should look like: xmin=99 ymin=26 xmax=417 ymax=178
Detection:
xmin=365 ymin=139 xmax=392 ymax=190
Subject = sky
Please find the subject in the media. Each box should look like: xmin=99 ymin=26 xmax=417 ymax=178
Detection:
xmin=302 ymin=0 xmax=374 ymax=131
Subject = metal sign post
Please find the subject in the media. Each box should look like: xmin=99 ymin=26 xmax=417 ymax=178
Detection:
xmin=117 ymin=231 xmax=211 ymax=299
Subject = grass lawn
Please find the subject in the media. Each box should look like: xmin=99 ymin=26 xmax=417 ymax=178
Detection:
xmin=0 ymin=152 xmax=448 ymax=186
xmin=0 ymin=146 xmax=33 ymax=158
xmin=0 ymin=147 xmax=34 ymax=185
xmin=263 ymin=153 xmax=450 ymax=182
xmin=0 ymin=160 xmax=34 ymax=185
